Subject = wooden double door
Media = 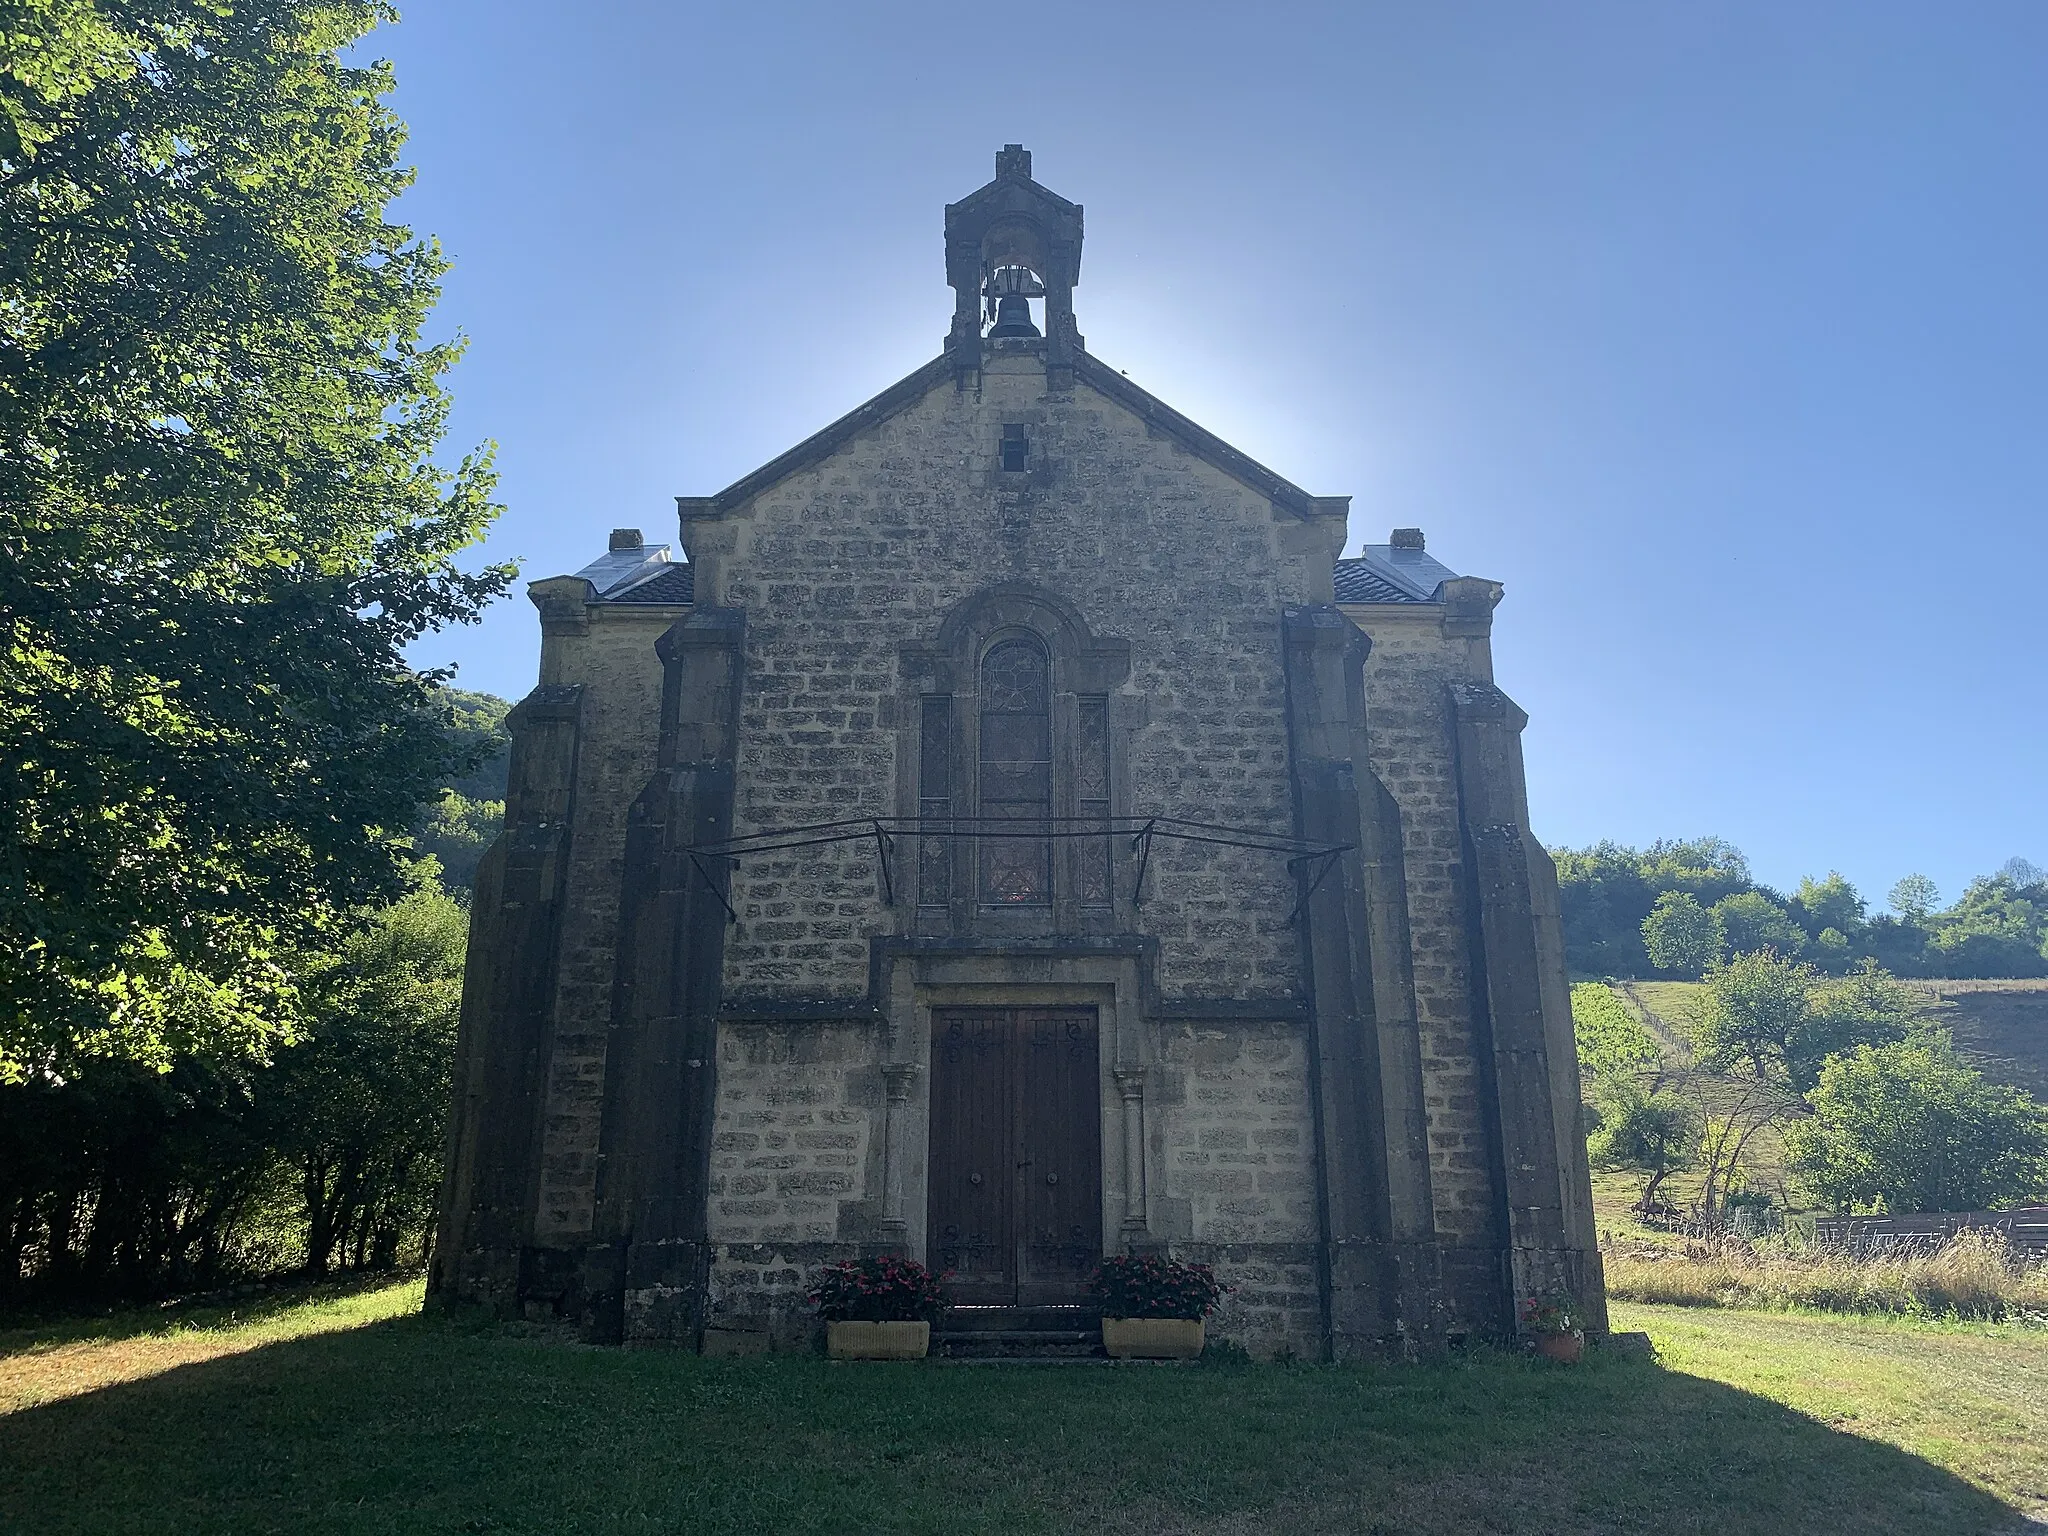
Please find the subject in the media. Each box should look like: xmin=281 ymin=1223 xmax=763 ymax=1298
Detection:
xmin=927 ymin=1008 xmax=1103 ymax=1304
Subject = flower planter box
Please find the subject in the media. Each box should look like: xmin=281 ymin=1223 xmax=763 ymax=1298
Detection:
xmin=1101 ymin=1317 xmax=1204 ymax=1360
xmin=1533 ymin=1330 xmax=1584 ymax=1365
xmin=826 ymin=1320 xmax=930 ymax=1360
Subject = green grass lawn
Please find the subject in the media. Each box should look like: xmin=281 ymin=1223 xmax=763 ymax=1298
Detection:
xmin=2 ymin=1280 xmax=2042 ymax=1535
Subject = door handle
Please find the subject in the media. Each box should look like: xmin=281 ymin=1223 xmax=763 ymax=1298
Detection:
xmin=1046 ymin=1173 xmax=1058 ymax=1186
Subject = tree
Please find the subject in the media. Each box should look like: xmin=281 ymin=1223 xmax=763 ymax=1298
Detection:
xmin=1641 ymin=892 xmax=1725 ymax=978
xmin=1555 ymin=836 xmax=1754 ymax=977
xmin=1999 ymin=857 xmax=2045 ymax=889
xmin=1810 ymin=927 xmax=1854 ymax=974
xmin=1862 ymin=914 xmax=1931 ymax=977
xmin=1691 ymin=950 xmax=1817 ymax=1081
xmin=1889 ymin=874 xmax=1940 ymax=924
xmin=0 ymin=868 xmax=464 ymax=1300
xmin=1784 ymin=1032 xmax=2048 ymax=1213
xmin=1588 ymin=1076 xmax=1701 ymax=1214
xmin=414 ymin=792 xmax=504 ymax=892
xmin=1712 ymin=891 xmax=1807 ymax=958
xmin=439 ymin=688 xmax=511 ymax=802
xmin=0 ymin=1 xmax=511 ymax=1076
xmin=1791 ymin=872 xmax=1866 ymax=942
xmin=266 ymin=869 xmax=465 ymax=1274
xmin=410 ymin=687 xmax=509 ymax=890
xmin=1692 ymin=950 xmax=1914 ymax=1093
xmin=1924 ymin=877 xmax=2048 ymax=979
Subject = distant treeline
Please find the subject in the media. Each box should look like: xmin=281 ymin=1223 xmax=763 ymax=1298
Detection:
xmin=1556 ymin=838 xmax=2048 ymax=980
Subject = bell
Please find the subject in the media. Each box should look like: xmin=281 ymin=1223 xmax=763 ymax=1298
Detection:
xmin=987 ymin=293 xmax=1040 ymax=337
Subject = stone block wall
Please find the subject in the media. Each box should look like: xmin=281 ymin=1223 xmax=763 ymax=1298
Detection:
xmin=1152 ymin=1020 xmax=1323 ymax=1357
xmin=1153 ymin=1022 xmax=1319 ymax=1244
xmin=700 ymin=1019 xmax=886 ymax=1347
xmin=705 ymin=1020 xmax=886 ymax=1246
xmin=698 ymin=348 xmax=1334 ymax=1006
xmin=529 ymin=604 xmax=682 ymax=1247
xmin=1344 ymin=604 xmax=1504 ymax=1317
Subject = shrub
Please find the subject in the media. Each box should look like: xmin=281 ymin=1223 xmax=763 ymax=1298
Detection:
xmin=1091 ymin=1254 xmax=1228 ymax=1319
xmin=1785 ymin=1032 xmax=2048 ymax=1214
xmin=807 ymin=1257 xmax=947 ymax=1322
xmin=1588 ymin=1076 xmax=1701 ymax=1211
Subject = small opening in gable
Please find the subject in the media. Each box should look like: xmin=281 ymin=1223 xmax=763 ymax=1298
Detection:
xmin=1000 ymin=424 xmax=1028 ymax=473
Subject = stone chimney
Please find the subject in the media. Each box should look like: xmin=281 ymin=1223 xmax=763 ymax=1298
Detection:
xmin=610 ymin=527 xmax=645 ymax=551
xmin=1390 ymin=528 xmax=1425 ymax=550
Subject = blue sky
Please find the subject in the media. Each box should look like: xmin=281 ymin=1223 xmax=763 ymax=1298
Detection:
xmin=381 ymin=1 xmax=2046 ymax=913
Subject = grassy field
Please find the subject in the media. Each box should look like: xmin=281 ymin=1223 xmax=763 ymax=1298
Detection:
xmin=1924 ymin=981 xmax=2048 ymax=1101
xmin=2 ymin=1280 xmax=2044 ymax=1534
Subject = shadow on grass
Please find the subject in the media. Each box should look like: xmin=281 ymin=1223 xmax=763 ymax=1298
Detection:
xmin=0 ymin=1310 xmax=2024 ymax=1536
xmin=0 ymin=1270 xmax=418 ymax=1354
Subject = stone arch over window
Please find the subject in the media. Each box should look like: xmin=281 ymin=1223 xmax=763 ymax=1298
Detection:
xmin=899 ymin=584 xmax=1133 ymax=937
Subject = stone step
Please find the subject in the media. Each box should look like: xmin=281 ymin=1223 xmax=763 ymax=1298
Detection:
xmin=932 ymin=1328 xmax=1103 ymax=1360
xmin=939 ymin=1305 xmax=1100 ymax=1333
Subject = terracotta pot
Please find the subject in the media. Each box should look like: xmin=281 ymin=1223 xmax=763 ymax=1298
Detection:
xmin=826 ymin=1320 xmax=930 ymax=1360
xmin=1534 ymin=1329 xmax=1584 ymax=1364
xmin=1101 ymin=1317 xmax=1205 ymax=1360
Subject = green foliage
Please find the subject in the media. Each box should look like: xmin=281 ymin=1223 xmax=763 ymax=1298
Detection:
xmin=437 ymin=688 xmax=511 ymax=803
xmin=1641 ymin=892 xmax=1725 ymax=978
xmin=0 ymin=0 xmax=511 ymax=1076
xmin=413 ymin=792 xmax=503 ymax=892
xmin=0 ymin=1052 xmax=284 ymax=1297
xmin=1810 ymin=928 xmax=1854 ymax=973
xmin=1784 ymin=1032 xmax=2048 ymax=1214
xmin=1790 ymin=872 xmax=1866 ymax=940
xmin=1690 ymin=950 xmax=1819 ymax=1080
xmin=266 ymin=871 xmax=465 ymax=1275
xmin=1923 ymin=877 xmax=2048 ymax=979
xmin=1691 ymin=952 xmax=1916 ymax=1092
xmin=1804 ymin=962 xmax=1922 ymax=1068
xmin=1554 ymin=837 xmax=1752 ymax=976
xmin=1888 ymin=874 xmax=1940 ymax=924
xmin=0 ymin=870 xmax=464 ymax=1300
xmin=1588 ymin=1076 xmax=1701 ymax=1210
xmin=1711 ymin=891 xmax=1808 ymax=959
xmin=1557 ymin=841 xmax=2048 ymax=983
xmin=1569 ymin=983 xmax=1661 ymax=1081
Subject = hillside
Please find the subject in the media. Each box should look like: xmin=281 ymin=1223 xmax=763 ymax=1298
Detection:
xmin=1614 ymin=978 xmax=2048 ymax=1100
xmin=1916 ymin=981 xmax=2048 ymax=1101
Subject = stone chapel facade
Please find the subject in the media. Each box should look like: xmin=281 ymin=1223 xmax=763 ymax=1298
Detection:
xmin=432 ymin=146 xmax=1605 ymax=1358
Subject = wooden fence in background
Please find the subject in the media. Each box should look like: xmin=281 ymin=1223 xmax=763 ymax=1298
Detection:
xmin=1812 ymin=1208 xmax=2048 ymax=1259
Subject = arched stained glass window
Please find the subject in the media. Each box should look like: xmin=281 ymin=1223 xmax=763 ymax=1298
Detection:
xmin=978 ymin=637 xmax=1051 ymax=904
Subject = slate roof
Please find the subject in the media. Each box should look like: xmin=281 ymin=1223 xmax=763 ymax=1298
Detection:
xmin=606 ymin=562 xmax=694 ymax=603
xmin=570 ymin=541 xmax=694 ymax=604
xmin=1333 ymin=542 xmax=1461 ymax=604
xmin=1333 ymin=562 xmax=1414 ymax=603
